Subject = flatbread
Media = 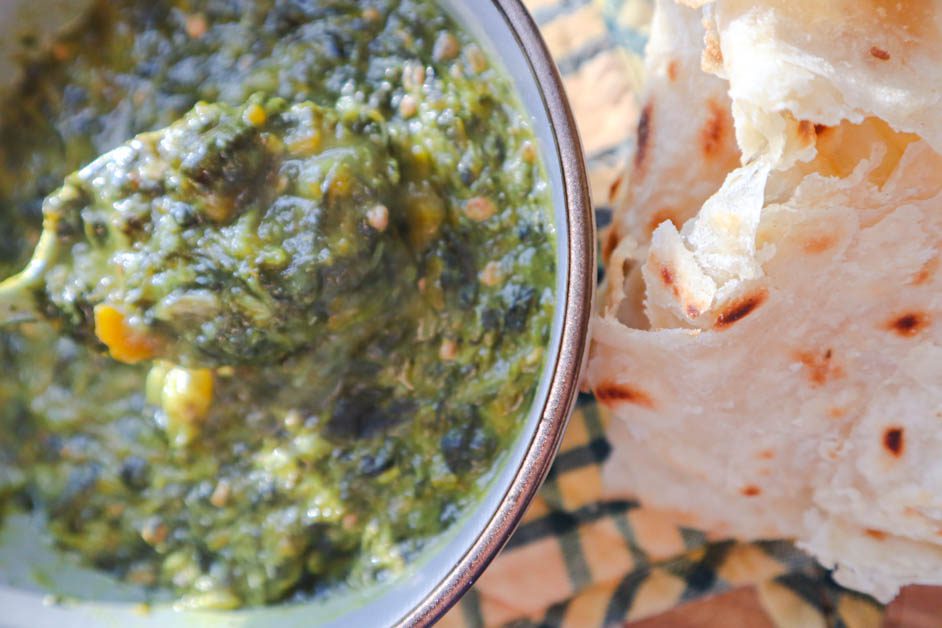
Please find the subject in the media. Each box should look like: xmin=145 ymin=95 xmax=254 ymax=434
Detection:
xmin=601 ymin=0 xmax=739 ymax=322
xmin=701 ymin=0 xmax=942 ymax=164
xmin=594 ymin=0 xmax=942 ymax=602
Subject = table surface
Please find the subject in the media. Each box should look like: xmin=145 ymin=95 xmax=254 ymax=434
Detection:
xmin=635 ymin=586 xmax=942 ymax=627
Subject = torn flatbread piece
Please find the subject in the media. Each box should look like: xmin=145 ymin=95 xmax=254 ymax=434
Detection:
xmin=602 ymin=0 xmax=739 ymax=323
xmin=699 ymin=0 xmax=942 ymax=164
xmin=594 ymin=0 xmax=942 ymax=603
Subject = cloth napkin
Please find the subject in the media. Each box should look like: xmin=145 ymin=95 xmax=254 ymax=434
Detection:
xmin=442 ymin=1 xmax=886 ymax=625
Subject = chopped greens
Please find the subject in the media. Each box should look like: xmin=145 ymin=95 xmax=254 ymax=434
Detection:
xmin=0 ymin=0 xmax=556 ymax=608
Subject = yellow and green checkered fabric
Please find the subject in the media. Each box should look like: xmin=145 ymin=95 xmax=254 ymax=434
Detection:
xmin=444 ymin=401 xmax=883 ymax=626
xmin=442 ymin=1 xmax=887 ymax=626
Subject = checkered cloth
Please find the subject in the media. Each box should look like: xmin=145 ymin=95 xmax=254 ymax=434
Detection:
xmin=441 ymin=1 xmax=887 ymax=626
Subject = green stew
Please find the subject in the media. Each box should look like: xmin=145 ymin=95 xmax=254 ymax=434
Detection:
xmin=0 ymin=0 xmax=555 ymax=609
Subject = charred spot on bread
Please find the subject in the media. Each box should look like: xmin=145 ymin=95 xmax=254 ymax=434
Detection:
xmin=913 ymin=257 xmax=938 ymax=285
xmin=660 ymin=266 xmax=674 ymax=286
xmin=883 ymin=427 xmax=904 ymax=457
xmin=657 ymin=264 xmax=680 ymax=298
xmin=795 ymin=348 xmax=844 ymax=387
xmin=667 ymin=59 xmax=679 ymax=82
xmin=635 ymin=103 xmax=653 ymax=171
xmin=594 ymin=382 xmax=656 ymax=409
xmin=797 ymin=119 xmax=816 ymax=145
xmin=647 ymin=208 xmax=679 ymax=237
xmin=608 ymin=175 xmax=624 ymax=204
xmin=715 ymin=290 xmax=768 ymax=329
xmin=701 ymin=99 xmax=729 ymax=157
xmin=803 ymin=233 xmax=838 ymax=254
xmin=886 ymin=312 xmax=930 ymax=337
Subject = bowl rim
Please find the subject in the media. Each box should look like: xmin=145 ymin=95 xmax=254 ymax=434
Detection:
xmin=0 ymin=0 xmax=592 ymax=622
xmin=399 ymin=1 xmax=594 ymax=624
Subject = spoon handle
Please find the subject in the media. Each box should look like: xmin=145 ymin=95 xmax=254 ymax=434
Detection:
xmin=0 ymin=226 xmax=60 ymax=325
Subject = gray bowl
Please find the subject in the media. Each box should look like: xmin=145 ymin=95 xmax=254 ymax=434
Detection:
xmin=0 ymin=1 xmax=594 ymax=625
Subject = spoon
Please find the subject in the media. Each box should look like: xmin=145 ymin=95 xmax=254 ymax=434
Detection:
xmin=0 ymin=96 xmax=411 ymax=367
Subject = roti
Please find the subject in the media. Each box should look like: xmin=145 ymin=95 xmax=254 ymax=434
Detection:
xmin=593 ymin=0 xmax=942 ymax=602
